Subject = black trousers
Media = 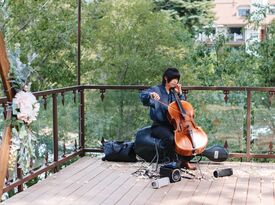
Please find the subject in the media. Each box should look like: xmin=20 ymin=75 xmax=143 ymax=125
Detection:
xmin=151 ymin=124 xmax=193 ymax=162
xmin=151 ymin=124 xmax=175 ymax=161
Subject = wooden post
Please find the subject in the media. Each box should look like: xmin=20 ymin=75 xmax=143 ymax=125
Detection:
xmin=0 ymin=33 xmax=15 ymax=198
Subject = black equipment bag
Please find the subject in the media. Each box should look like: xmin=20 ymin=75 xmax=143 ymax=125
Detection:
xmin=134 ymin=126 xmax=165 ymax=162
xmin=102 ymin=140 xmax=137 ymax=162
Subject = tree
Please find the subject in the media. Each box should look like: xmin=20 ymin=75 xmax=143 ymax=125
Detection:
xmin=81 ymin=0 xmax=194 ymax=85
xmin=153 ymin=0 xmax=215 ymax=35
xmin=2 ymin=0 xmax=78 ymax=90
xmin=256 ymin=21 xmax=275 ymax=86
xmin=80 ymin=0 xmax=195 ymax=140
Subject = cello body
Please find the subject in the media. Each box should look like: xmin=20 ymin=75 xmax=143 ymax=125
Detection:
xmin=168 ymin=95 xmax=208 ymax=156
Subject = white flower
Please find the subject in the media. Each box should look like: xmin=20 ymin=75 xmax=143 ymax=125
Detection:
xmin=12 ymin=91 xmax=40 ymax=124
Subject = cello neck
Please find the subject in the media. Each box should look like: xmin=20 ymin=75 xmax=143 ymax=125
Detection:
xmin=170 ymin=88 xmax=186 ymax=118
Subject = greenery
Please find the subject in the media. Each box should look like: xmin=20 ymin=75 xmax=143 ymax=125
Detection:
xmin=0 ymin=1 xmax=274 ymax=199
xmin=81 ymin=0 xmax=194 ymax=85
xmin=0 ymin=0 xmax=275 ymax=170
xmin=153 ymin=0 xmax=215 ymax=35
xmin=1 ymin=0 xmax=77 ymax=90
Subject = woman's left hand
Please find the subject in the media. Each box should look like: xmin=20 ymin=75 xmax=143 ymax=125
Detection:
xmin=174 ymin=83 xmax=182 ymax=95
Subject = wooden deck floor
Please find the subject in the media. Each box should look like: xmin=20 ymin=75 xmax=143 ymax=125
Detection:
xmin=2 ymin=156 xmax=275 ymax=205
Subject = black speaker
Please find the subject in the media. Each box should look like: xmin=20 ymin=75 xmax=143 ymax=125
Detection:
xmin=160 ymin=166 xmax=181 ymax=183
xmin=213 ymin=168 xmax=233 ymax=178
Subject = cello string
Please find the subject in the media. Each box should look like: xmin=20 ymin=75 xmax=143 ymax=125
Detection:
xmin=151 ymin=98 xmax=184 ymax=115
xmin=151 ymin=98 xmax=194 ymax=124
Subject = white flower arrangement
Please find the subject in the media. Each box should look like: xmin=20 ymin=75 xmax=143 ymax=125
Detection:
xmin=12 ymin=90 xmax=40 ymax=125
xmin=9 ymin=89 xmax=40 ymax=173
xmin=7 ymin=47 xmax=40 ymax=173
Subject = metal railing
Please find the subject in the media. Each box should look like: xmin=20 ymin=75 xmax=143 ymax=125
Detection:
xmin=0 ymin=85 xmax=274 ymax=196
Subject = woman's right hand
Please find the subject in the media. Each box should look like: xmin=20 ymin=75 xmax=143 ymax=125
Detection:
xmin=150 ymin=92 xmax=160 ymax=100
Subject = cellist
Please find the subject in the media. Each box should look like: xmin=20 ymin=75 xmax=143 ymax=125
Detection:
xmin=140 ymin=67 xmax=196 ymax=170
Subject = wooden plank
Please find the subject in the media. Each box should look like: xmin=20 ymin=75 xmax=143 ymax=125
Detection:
xmin=217 ymin=176 xmax=238 ymax=204
xmin=76 ymin=166 xmax=126 ymax=205
xmin=187 ymin=178 xmax=213 ymax=204
xmin=231 ymin=177 xmax=249 ymax=205
xmin=81 ymin=170 xmax=131 ymax=205
xmin=115 ymin=178 xmax=150 ymax=205
xmin=246 ymin=177 xmax=261 ymax=205
xmin=3 ymin=158 xmax=91 ymax=200
xmin=2 ymin=159 xmax=275 ymax=205
xmin=145 ymin=181 xmax=171 ymax=205
xmin=4 ymin=157 xmax=92 ymax=201
xmin=161 ymin=178 xmax=189 ymax=204
xmin=101 ymin=175 xmax=138 ymax=205
xmin=2 ymin=157 xmax=97 ymax=204
xmin=21 ymin=158 xmax=104 ymax=205
xmin=3 ymin=150 xmax=83 ymax=194
xmin=203 ymin=178 xmax=225 ymax=205
xmin=130 ymin=180 xmax=156 ymax=205
xmin=41 ymin=165 xmax=109 ymax=205
xmin=175 ymin=178 xmax=201 ymax=204
xmin=261 ymin=176 xmax=275 ymax=205
xmin=59 ymin=167 xmax=114 ymax=205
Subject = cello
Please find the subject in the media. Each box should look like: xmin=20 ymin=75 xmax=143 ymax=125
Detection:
xmin=167 ymin=89 xmax=208 ymax=156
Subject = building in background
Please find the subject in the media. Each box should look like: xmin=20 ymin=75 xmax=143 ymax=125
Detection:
xmin=197 ymin=0 xmax=275 ymax=46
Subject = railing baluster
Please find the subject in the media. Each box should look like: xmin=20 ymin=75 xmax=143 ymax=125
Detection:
xmin=79 ymin=89 xmax=85 ymax=156
xmin=16 ymin=164 xmax=23 ymax=192
xmin=269 ymin=142 xmax=273 ymax=154
xmin=100 ymin=89 xmax=105 ymax=101
xmin=52 ymin=93 xmax=59 ymax=172
xmin=5 ymin=169 xmax=9 ymax=186
xmin=224 ymin=140 xmax=228 ymax=149
xmin=61 ymin=92 xmax=65 ymax=106
xmin=223 ymin=90 xmax=229 ymax=103
xmin=62 ymin=138 xmax=66 ymax=158
xmin=43 ymin=95 xmax=47 ymax=110
xmin=74 ymin=139 xmax=77 ymax=152
xmin=45 ymin=150 xmax=49 ymax=166
xmin=182 ymin=90 xmax=188 ymax=100
xmin=45 ymin=150 xmax=49 ymax=178
xmin=246 ymin=90 xmax=252 ymax=160
xmin=2 ymin=103 xmax=5 ymax=118
xmin=29 ymin=158 xmax=33 ymax=174
xmin=73 ymin=90 xmax=77 ymax=103
xmin=268 ymin=91 xmax=275 ymax=107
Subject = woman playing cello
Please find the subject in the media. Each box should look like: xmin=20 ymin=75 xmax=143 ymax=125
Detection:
xmin=140 ymin=67 xmax=198 ymax=170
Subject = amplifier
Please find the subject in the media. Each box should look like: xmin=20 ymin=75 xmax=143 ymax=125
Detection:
xmin=160 ymin=166 xmax=181 ymax=183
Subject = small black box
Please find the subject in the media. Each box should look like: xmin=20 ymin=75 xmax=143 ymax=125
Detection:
xmin=160 ymin=166 xmax=181 ymax=183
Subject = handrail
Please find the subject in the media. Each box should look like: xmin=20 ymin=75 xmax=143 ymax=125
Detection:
xmin=0 ymin=85 xmax=274 ymax=103
xmin=83 ymin=84 xmax=275 ymax=92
